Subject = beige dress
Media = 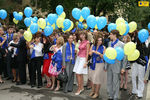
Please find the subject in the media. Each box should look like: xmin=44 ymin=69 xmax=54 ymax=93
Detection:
xmin=89 ymin=63 xmax=106 ymax=84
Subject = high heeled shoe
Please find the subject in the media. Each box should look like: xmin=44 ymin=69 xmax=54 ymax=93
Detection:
xmin=55 ymin=86 xmax=60 ymax=91
xmin=50 ymin=86 xmax=54 ymax=90
xmin=89 ymin=92 xmax=95 ymax=97
xmin=92 ymin=94 xmax=99 ymax=99
xmin=75 ymin=90 xmax=82 ymax=95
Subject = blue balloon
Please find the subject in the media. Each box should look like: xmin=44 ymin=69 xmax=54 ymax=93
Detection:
xmin=0 ymin=9 xmax=7 ymax=20
xmin=123 ymin=23 xmax=130 ymax=36
xmin=24 ymin=7 xmax=33 ymax=17
xmin=56 ymin=5 xmax=64 ymax=15
xmin=33 ymin=16 xmax=38 ymax=21
xmin=72 ymin=8 xmax=81 ymax=20
xmin=47 ymin=13 xmax=58 ymax=25
xmin=97 ymin=16 xmax=107 ymax=30
xmin=107 ymin=23 xmax=117 ymax=32
xmin=31 ymin=18 xmax=37 ymax=23
xmin=13 ymin=11 xmax=17 ymax=17
xmin=86 ymin=15 xmax=96 ymax=29
xmin=44 ymin=26 xmax=53 ymax=36
xmin=103 ymin=54 xmax=115 ymax=64
xmin=90 ymin=29 xmax=93 ymax=32
xmin=148 ymin=23 xmax=150 ymax=30
xmin=115 ymin=47 xmax=124 ymax=61
xmin=24 ymin=17 xmax=31 ymax=27
xmin=30 ymin=23 xmax=38 ymax=34
xmin=63 ymin=19 xmax=71 ymax=30
xmin=45 ymin=18 xmax=48 ymax=25
xmin=138 ymin=29 xmax=149 ymax=43
xmin=81 ymin=7 xmax=90 ymax=19
xmin=78 ymin=22 xmax=84 ymax=29
xmin=15 ymin=14 xmax=23 ymax=21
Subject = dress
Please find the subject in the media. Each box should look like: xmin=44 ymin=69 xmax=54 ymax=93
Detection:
xmin=48 ymin=46 xmax=62 ymax=76
xmin=42 ymin=52 xmax=53 ymax=77
xmin=73 ymin=40 xmax=89 ymax=74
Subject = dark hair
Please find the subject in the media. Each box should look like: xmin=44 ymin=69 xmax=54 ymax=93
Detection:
xmin=94 ymin=35 xmax=103 ymax=46
xmin=79 ymin=30 xmax=88 ymax=41
xmin=33 ymin=31 xmax=42 ymax=39
xmin=110 ymin=30 xmax=120 ymax=38
xmin=19 ymin=29 xmax=24 ymax=34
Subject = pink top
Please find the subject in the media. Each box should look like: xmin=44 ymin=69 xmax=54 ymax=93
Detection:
xmin=78 ymin=40 xmax=89 ymax=58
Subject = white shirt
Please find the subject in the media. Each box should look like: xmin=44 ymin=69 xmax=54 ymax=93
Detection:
xmin=30 ymin=42 xmax=43 ymax=58
xmin=8 ymin=40 xmax=18 ymax=58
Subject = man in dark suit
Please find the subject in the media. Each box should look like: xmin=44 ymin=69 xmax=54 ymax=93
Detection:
xmin=10 ymin=29 xmax=27 ymax=85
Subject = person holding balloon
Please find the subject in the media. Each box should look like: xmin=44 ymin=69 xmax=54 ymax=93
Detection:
xmin=48 ymin=36 xmax=64 ymax=91
xmin=29 ymin=32 xmax=43 ymax=88
xmin=131 ymin=38 xmax=148 ymax=99
xmin=104 ymin=30 xmax=127 ymax=100
xmin=42 ymin=36 xmax=53 ymax=88
xmin=73 ymin=30 xmax=90 ymax=95
xmin=0 ymin=27 xmax=7 ymax=83
xmin=88 ymin=35 xmax=106 ymax=99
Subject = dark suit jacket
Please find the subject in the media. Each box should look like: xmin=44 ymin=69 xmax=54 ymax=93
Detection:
xmin=10 ymin=36 xmax=27 ymax=62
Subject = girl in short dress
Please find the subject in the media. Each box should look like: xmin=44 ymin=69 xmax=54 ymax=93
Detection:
xmin=73 ymin=30 xmax=90 ymax=95
xmin=48 ymin=36 xmax=64 ymax=91
xmin=42 ymin=36 xmax=53 ymax=88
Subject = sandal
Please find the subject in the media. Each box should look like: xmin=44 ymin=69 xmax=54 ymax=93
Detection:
xmin=89 ymin=92 xmax=95 ymax=97
xmin=55 ymin=86 xmax=60 ymax=91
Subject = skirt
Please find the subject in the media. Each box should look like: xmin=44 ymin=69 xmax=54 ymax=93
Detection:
xmin=42 ymin=52 xmax=53 ymax=77
xmin=73 ymin=56 xmax=88 ymax=74
xmin=48 ymin=62 xmax=61 ymax=76
xmin=11 ymin=56 xmax=18 ymax=69
xmin=90 ymin=63 xmax=106 ymax=84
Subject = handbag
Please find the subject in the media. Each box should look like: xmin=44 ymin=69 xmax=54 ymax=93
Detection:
xmin=57 ymin=69 xmax=68 ymax=82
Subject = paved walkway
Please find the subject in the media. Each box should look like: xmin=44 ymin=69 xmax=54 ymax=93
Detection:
xmin=0 ymin=70 xmax=148 ymax=100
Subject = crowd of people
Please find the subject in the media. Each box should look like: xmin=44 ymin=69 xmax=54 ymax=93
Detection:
xmin=0 ymin=25 xmax=150 ymax=100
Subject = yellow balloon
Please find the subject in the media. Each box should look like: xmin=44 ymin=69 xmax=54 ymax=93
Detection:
xmin=75 ymin=21 xmax=79 ymax=26
xmin=67 ymin=21 xmax=74 ymax=32
xmin=116 ymin=17 xmax=125 ymax=25
xmin=95 ymin=24 xmax=98 ymax=29
xmin=19 ymin=12 xmax=23 ymax=16
xmin=105 ymin=47 xmax=117 ymax=60
xmin=116 ymin=23 xmax=126 ymax=35
xmin=129 ymin=21 xmax=137 ymax=33
xmin=51 ymin=23 xmax=55 ymax=30
xmin=23 ymin=31 xmax=32 ymax=42
xmin=59 ymin=12 xmax=66 ymax=19
xmin=13 ymin=18 xmax=19 ymax=24
xmin=124 ymin=42 xmax=136 ymax=56
xmin=37 ymin=18 xmax=46 ymax=29
xmin=56 ymin=17 xmax=64 ymax=28
xmin=128 ymin=49 xmax=140 ymax=61
xmin=79 ymin=16 xmax=84 ymax=22
xmin=83 ymin=24 xmax=88 ymax=29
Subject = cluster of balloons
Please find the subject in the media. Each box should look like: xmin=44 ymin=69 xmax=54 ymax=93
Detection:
xmin=124 ymin=42 xmax=140 ymax=61
xmin=22 ymin=5 xmax=75 ymax=41
xmin=72 ymin=7 xmax=107 ymax=31
xmin=107 ymin=17 xmax=137 ymax=36
xmin=55 ymin=5 xmax=74 ymax=33
xmin=13 ymin=11 xmax=23 ymax=24
xmin=0 ymin=9 xmax=7 ymax=20
xmin=104 ymin=47 xmax=125 ymax=64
